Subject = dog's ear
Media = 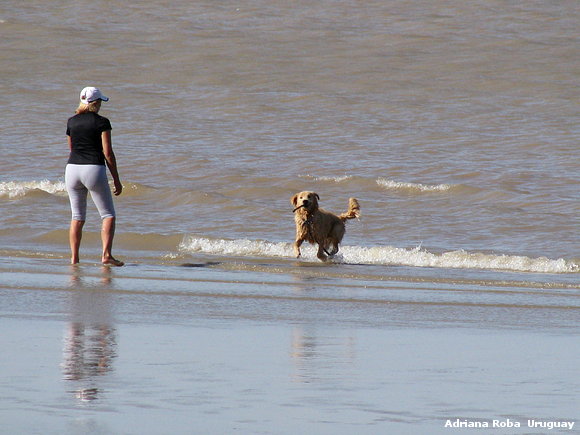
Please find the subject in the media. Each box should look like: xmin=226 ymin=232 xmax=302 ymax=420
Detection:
xmin=291 ymin=194 xmax=298 ymax=206
xmin=312 ymin=193 xmax=320 ymax=209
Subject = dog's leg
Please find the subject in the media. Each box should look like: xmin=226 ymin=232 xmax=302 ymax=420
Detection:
xmin=293 ymin=239 xmax=303 ymax=258
xmin=321 ymin=240 xmax=338 ymax=257
xmin=316 ymin=245 xmax=328 ymax=261
xmin=327 ymin=244 xmax=339 ymax=256
xmin=326 ymin=224 xmax=343 ymax=257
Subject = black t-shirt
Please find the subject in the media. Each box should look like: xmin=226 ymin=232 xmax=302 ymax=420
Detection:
xmin=66 ymin=112 xmax=112 ymax=165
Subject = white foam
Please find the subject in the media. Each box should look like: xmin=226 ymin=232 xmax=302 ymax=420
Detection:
xmin=300 ymin=174 xmax=353 ymax=183
xmin=180 ymin=236 xmax=292 ymax=259
xmin=377 ymin=178 xmax=453 ymax=192
xmin=179 ymin=236 xmax=579 ymax=274
xmin=340 ymin=245 xmax=578 ymax=274
xmin=0 ymin=180 xmax=67 ymax=198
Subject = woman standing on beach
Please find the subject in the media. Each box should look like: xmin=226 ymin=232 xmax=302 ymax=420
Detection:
xmin=65 ymin=86 xmax=124 ymax=266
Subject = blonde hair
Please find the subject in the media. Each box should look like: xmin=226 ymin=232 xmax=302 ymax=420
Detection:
xmin=75 ymin=100 xmax=101 ymax=114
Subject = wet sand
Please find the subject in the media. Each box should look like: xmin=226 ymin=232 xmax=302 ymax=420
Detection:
xmin=0 ymin=256 xmax=578 ymax=434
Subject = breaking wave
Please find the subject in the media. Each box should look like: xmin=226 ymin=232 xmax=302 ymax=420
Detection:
xmin=299 ymin=174 xmax=456 ymax=193
xmin=179 ymin=236 xmax=579 ymax=274
xmin=0 ymin=179 xmax=158 ymax=199
xmin=0 ymin=179 xmax=67 ymax=198
xmin=180 ymin=236 xmax=290 ymax=258
xmin=300 ymin=174 xmax=354 ymax=183
xmin=376 ymin=178 xmax=453 ymax=192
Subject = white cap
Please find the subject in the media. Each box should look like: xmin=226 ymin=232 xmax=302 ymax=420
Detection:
xmin=80 ymin=86 xmax=109 ymax=104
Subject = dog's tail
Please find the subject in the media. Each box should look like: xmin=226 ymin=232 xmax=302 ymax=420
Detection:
xmin=339 ymin=198 xmax=360 ymax=222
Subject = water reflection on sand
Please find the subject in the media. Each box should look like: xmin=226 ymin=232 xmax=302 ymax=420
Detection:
xmin=291 ymin=326 xmax=357 ymax=384
xmin=62 ymin=267 xmax=117 ymax=402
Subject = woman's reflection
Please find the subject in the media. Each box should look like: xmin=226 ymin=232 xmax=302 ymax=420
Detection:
xmin=62 ymin=266 xmax=117 ymax=402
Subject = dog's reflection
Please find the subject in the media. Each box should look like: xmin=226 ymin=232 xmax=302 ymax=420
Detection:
xmin=290 ymin=326 xmax=356 ymax=384
xmin=62 ymin=267 xmax=117 ymax=402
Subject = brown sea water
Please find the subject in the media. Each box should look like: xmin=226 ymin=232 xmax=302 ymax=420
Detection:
xmin=0 ymin=1 xmax=579 ymax=433
xmin=1 ymin=0 xmax=578 ymax=275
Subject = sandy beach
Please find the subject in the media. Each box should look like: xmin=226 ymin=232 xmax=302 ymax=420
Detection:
xmin=1 ymin=254 xmax=577 ymax=434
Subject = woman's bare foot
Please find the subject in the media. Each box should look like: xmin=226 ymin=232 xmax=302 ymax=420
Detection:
xmin=102 ymin=257 xmax=124 ymax=267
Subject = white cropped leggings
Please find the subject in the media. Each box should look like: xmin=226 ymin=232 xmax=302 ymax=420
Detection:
xmin=65 ymin=164 xmax=116 ymax=221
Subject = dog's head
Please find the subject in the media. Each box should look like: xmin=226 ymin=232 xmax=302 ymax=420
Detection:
xmin=291 ymin=191 xmax=320 ymax=213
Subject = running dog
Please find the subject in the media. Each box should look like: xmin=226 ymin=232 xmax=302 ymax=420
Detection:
xmin=291 ymin=191 xmax=360 ymax=261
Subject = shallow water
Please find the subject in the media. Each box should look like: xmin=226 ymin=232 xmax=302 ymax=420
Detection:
xmin=2 ymin=318 xmax=577 ymax=435
xmin=0 ymin=259 xmax=578 ymax=434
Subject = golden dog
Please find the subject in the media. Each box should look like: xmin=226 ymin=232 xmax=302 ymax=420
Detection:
xmin=291 ymin=191 xmax=360 ymax=261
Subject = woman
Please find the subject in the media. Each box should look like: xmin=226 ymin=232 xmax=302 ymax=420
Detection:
xmin=65 ymin=86 xmax=124 ymax=266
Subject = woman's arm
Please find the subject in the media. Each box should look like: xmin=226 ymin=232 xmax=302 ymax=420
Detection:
xmin=102 ymin=130 xmax=123 ymax=196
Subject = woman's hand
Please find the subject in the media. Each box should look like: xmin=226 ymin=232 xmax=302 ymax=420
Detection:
xmin=113 ymin=179 xmax=123 ymax=196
